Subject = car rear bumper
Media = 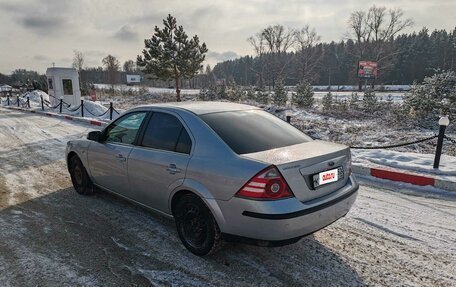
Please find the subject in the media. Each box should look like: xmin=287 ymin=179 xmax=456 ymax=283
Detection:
xmin=214 ymin=176 xmax=359 ymax=241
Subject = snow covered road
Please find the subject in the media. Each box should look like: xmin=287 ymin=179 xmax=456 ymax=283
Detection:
xmin=0 ymin=107 xmax=455 ymax=286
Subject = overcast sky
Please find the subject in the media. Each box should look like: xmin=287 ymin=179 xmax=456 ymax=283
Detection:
xmin=0 ymin=0 xmax=454 ymax=74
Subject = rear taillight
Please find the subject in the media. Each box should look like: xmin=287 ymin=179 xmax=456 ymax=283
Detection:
xmin=348 ymin=152 xmax=352 ymax=176
xmin=236 ymin=166 xmax=294 ymax=200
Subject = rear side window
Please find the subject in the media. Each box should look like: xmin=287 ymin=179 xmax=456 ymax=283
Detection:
xmin=175 ymin=128 xmax=192 ymax=154
xmin=141 ymin=112 xmax=192 ymax=154
xmin=200 ymin=110 xmax=312 ymax=154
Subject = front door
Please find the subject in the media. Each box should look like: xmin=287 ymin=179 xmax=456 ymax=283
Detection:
xmin=128 ymin=112 xmax=193 ymax=213
xmin=88 ymin=111 xmax=148 ymax=197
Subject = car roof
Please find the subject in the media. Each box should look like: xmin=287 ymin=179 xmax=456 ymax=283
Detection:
xmin=137 ymin=101 xmax=260 ymax=115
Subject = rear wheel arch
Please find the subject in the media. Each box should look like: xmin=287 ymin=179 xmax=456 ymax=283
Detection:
xmin=173 ymin=192 xmax=223 ymax=256
xmin=170 ymin=187 xmax=226 ymax=229
xmin=171 ymin=190 xmax=194 ymax=216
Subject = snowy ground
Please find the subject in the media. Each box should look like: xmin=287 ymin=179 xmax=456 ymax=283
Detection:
xmin=280 ymin=108 xmax=456 ymax=158
xmin=313 ymin=91 xmax=405 ymax=103
xmin=0 ymin=106 xmax=455 ymax=286
xmin=353 ymin=149 xmax=456 ymax=182
xmin=94 ymin=84 xmax=200 ymax=95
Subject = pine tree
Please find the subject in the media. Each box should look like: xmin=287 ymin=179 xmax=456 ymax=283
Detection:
xmin=273 ymin=77 xmax=287 ymax=106
xmin=245 ymin=87 xmax=255 ymax=101
xmin=255 ymin=88 xmax=270 ymax=105
xmin=362 ymin=88 xmax=378 ymax=112
xmin=322 ymin=92 xmax=333 ymax=112
xmin=137 ymin=14 xmax=208 ymax=101
xmin=349 ymin=92 xmax=359 ymax=110
xmin=404 ymin=70 xmax=456 ymax=122
xmin=292 ymin=80 xmax=314 ymax=108
xmin=217 ymin=84 xmax=227 ymax=100
xmin=226 ymin=81 xmax=241 ymax=102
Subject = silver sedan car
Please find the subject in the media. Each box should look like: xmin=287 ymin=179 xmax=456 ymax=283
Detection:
xmin=66 ymin=102 xmax=358 ymax=256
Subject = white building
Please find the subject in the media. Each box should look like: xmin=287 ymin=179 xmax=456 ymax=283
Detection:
xmin=46 ymin=67 xmax=81 ymax=106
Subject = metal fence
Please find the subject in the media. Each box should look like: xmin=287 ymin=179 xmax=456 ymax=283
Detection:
xmin=1 ymin=93 xmax=121 ymax=120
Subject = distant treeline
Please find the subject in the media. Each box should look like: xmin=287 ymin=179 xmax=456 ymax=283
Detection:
xmin=212 ymin=28 xmax=456 ymax=87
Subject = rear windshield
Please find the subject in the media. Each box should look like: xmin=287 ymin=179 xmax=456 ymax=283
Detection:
xmin=200 ymin=110 xmax=312 ymax=154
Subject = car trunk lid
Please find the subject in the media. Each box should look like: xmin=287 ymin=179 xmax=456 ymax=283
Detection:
xmin=241 ymin=140 xmax=350 ymax=202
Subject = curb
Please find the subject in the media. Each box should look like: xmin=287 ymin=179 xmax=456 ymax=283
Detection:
xmin=352 ymin=165 xmax=456 ymax=192
xmin=3 ymin=106 xmax=109 ymax=128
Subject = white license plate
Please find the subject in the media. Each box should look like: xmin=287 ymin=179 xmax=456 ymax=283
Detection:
xmin=314 ymin=168 xmax=339 ymax=187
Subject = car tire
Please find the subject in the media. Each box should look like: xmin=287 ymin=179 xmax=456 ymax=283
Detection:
xmin=175 ymin=194 xmax=222 ymax=256
xmin=69 ymin=156 xmax=95 ymax=195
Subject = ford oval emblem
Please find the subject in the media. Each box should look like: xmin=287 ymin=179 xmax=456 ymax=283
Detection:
xmin=328 ymin=161 xmax=335 ymax=167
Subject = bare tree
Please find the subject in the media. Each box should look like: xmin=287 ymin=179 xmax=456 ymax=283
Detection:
xmin=123 ymin=60 xmax=136 ymax=73
xmin=261 ymin=25 xmax=296 ymax=54
xmin=347 ymin=5 xmax=413 ymax=89
xmin=72 ymin=50 xmax=85 ymax=92
xmin=248 ymin=25 xmax=296 ymax=87
xmin=102 ymin=54 xmax=120 ymax=90
xmin=72 ymin=50 xmax=85 ymax=72
xmin=294 ymin=26 xmax=322 ymax=82
xmin=247 ymin=34 xmax=265 ymax=56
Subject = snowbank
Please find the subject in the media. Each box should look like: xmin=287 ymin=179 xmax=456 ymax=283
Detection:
xmin=22 ymin=90 xmax=50 ymax=105
xmin=1 ymin=90 xmax=51 ymax=107
xmin=65 ymin=100 xmax=115 ymax=120
xmin=353 ymin=149 xmax=456 ymax=181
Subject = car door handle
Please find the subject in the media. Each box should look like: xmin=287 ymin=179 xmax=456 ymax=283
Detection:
xmin=116 ymin=154 xmax=126 ymax=162
xmin=166 ymin=164 xmax=181 ymax=174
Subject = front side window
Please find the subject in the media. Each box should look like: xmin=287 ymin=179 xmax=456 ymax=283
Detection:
xmin=62 ymin=79 xmax=73 ymax=95
xmin=104 ymin=112 xmax=147 ymax=145
xmin=141 ymin=112 xmax=192 ymax=154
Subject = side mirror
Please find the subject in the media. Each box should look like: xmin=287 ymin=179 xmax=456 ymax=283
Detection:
xmin=87 ymin=131 xmax=102 ymax=142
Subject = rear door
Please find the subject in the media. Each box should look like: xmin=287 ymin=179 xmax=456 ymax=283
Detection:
xmin=128 ymin=111 xmax=192 ymax=213
xmin=88 ymin=111 xmax=148 ymax=197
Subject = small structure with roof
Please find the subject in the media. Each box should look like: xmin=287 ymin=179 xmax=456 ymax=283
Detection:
xmin=46 ymin=67 xmax=81 ymax=106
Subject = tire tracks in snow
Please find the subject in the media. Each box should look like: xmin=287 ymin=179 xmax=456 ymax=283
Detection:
xmin=0 ymin=107 xmax=92 ymax=208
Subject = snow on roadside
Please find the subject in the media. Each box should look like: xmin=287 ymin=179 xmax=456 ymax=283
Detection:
xmin=313 ymin=91 xmax=405 ymax=103
xmin=63 ymin=100 xmax=117 ymax=120
xmin=0 ymin=91 xmax=121 ymax=121
xmin=353 ymin=149 xmax=456 ymax=181
xmin=23 ymin=90 xmax=50 ymax=104
xmin=0 ymin=90 xmax=51 ymax=107
xmin=94 ymin=84 xmax=200 ymax=95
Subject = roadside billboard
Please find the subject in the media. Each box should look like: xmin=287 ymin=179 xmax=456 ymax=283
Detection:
xmin=126 ymin=74 xmax=141 ymax=84
xmin=358 ymin=61 xmax=378 ymax=79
